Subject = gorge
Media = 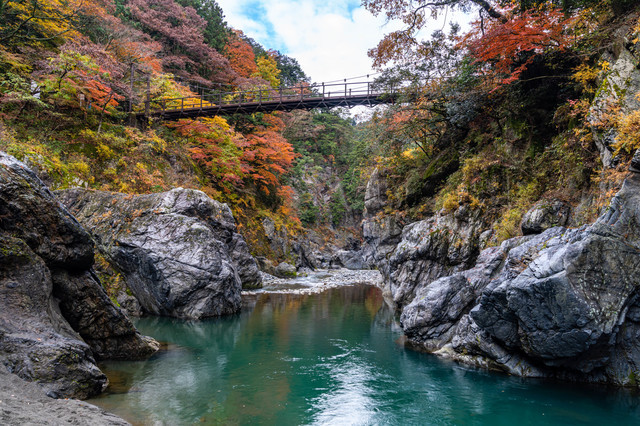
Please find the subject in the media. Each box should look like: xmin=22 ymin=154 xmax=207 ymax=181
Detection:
xmin=2 ymin=0 xmax=640 ymax=424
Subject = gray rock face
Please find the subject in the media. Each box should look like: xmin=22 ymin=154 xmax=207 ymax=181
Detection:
xmin=589 ymin=24 xmax=640 ymax=168
xmin=0 ymin=366 xmax=129 ymax=425
xmin=386 ymin=208 xmax=484 ymax=308
xmin=629 ymin=148 xmax=640 ymax=173
xmin=58 ymin=187 xmax=262 ymax=319
xmin=0 ymin=152 xmax=157 ymax=399
xmin=520 ymin=199 xmax=570 ymax=235
xmin=274 ymin=262 xmax=297 ymax=278
xmin=263 ymin=217 xmax=289 ymax=259
xmin=361 ymin=168 xmax=404 ymax=273
xmin=331 ymin=249 xmax=367 ymax=270
xmin=52 ymin=269 xmax=158 ymax=360
xmin=399 ymin=173 xmax=640 ymax=386
xmin=0 ymin=235 xmax=106 ymax=399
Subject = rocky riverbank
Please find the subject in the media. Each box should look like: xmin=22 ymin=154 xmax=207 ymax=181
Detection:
xmin=0 ymin=153 xmax=158 ymax=400
xmin=362 ymin=160 xmax=640 ymax=387
xmin=0 ymin=367 xmax=129 ymax=425
xmin=0 ymin=152 xmax=264 ymax=422
xmin=247 ymin=268 xmax=383 ymax=295
xmin=58 ymin=187 xmax=262 ymax=319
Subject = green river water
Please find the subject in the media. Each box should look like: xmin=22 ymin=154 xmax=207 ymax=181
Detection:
xmin=90 ymin=282 xmax=640 ymax=425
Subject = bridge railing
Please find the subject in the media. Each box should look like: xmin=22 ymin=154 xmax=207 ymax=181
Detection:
xmin=144 ymin=81 xmax=394 ymax=115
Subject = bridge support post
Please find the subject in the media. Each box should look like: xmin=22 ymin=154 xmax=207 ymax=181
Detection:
xmin=128 ymin=63 xmax=135 ymax=127
xmin=144 ymin=74 xmax=150 ymax=120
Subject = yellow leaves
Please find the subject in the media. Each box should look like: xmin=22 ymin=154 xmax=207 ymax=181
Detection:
xmin=613 ymin=109 xmax=640 ymax=155
xmin=401 ymin=147 xmax=419 ymax=159
xmin=253 ymin=54 xmax=281 ymax=89
xmin=3 ymin=0 xmax=111 ymax=46
xmin=632 ymin=17 xmax=640 ymax=44
xmin=571 ymin=63 xmax=598 ymax=93
xmin=442 ymin=191 xmax=459 ymax=212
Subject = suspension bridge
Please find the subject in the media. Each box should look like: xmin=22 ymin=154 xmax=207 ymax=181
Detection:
xmin=136 ymin=80 xmax=397 ymax=120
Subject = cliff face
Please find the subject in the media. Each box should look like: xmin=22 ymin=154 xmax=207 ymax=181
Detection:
xmin=58 ymin=187 xmax=263 ymax=319
xmin=0 ymin=153 xmax=157 ymax=399
xmin=363 ymin=154 xmax=640 ymax=386
xmin=400 ymin=170 xmax=640 ymax=386
xmin=589 ymin=16 xmax=640 ymax=168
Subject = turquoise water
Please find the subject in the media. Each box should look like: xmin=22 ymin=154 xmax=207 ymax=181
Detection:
xmin=91 ymin=283 xmax=640 ymax=425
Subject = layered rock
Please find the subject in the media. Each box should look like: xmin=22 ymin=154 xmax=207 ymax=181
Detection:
xmin=361 ymin=168 xmax=404 ymax=274
xmin=0 ymin=152 xmax=157 ymax=399
xmin=400 ymin=171 xmax=640 ymax=386
xmin=58 ymin=187 xmax=262 ymax=319
xmin=386 ymin=206 xmax=484 ymax=308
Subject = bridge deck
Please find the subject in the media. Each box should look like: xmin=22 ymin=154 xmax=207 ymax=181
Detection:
xmin=138 ymin=81 xmax=396 ymax=120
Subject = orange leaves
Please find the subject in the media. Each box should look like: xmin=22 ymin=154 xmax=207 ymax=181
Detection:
xmin=169 ymin=117 xmax=245 ymax=193
xmin=226 ymin=30 xmax=258 ymax=78
xmin=169 ymin=114 xmax=296 ymax=200
xmin=368 ymin=30 xmax=417 ymax=69
xmin=462 ymin=4 xmax=579 ymax=85
xmin=38 ymin=44 xmax=124 ymax=112
xmin=242 ymin=115 xmax=296 ymax=193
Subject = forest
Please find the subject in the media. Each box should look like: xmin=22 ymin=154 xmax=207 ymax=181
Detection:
xmin=1 ymin=0 xmax=639 ymax=261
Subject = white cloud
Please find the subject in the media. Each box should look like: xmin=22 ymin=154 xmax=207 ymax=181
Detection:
xmin=217 ymin=0 xmax=470 ymax=84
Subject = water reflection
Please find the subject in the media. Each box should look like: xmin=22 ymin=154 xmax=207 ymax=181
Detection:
xmin=91 ymin=283 xmax=640 ymax=425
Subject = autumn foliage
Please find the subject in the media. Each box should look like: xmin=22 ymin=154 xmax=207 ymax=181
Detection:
xmin=168 ymin=112 xmax=296 ymax=205
xmin=462 ymin=4 xmax=579 ymax=85
xmin=128 ymin=0 xmax=236 ymax=85
xmin=225 ymin=30 xmax=258 ymax=78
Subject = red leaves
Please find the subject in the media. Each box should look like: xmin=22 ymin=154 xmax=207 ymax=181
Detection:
xmin=170 ymin=114 xmax=296 ymax=199
xmin=242 ymin=116 xmax=297 ymax=193
xmin=128 ymin=0 xmax=236 ymax=84
xmin=462 ymin=4 xmax=577 ymax=86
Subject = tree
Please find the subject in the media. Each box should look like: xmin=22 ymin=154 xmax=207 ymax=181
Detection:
xmin=253 ymin=52 xmax=280 ymax=88
xmin=241 ymin=113 xmax=296 ymax=197
xmin=0 ymin=0 xmax=114 ymax=47
xmin=175 ymin=0 xmax=229 ymax=52
xmin=363 ymin=0 xmax=507 ymax=67
xmin=169 ymin=116 xmax=247 ymax=193
xmin=462 ymin=4 xmax=578 ymax=85
xmin=225 ymin=30 xmax=257 ymax=78
xmin=274 ymin=52 xmax=308 ymax=86
xmin=38 ymin=43 xmax=123 ymax=113
xmin=128 ymin=0 xmax=235 ymax=85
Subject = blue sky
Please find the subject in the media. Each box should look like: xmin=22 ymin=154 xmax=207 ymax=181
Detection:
xmin=216 ymin=0 xmax=402 ymax=83
xmin=216 ymin=1 xmax=471 ymax=86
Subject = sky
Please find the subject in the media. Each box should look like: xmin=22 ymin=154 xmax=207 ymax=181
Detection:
xmin=216 ymin=0 xmax=468 ymax=85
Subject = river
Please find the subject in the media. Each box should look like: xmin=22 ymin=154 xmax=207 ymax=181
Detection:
xmin=90 ymin=274 xmax=640 ymax=425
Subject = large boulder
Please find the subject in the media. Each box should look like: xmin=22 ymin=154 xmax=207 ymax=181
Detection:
xmin=385 ymin=206 xmax=485 ymax=309
xmin=520 ymin=199 xmax=570 ymax=235
xmin=400 ymin=172 xmax=640 ymax=386
xmin=0 ymin=152 xmax=157 ymax=399
xmin=58 ymin=187 xmax=262 ymax=319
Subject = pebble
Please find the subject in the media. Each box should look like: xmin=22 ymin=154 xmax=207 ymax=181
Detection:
xmin=242 ymin=269 xmax=383 ymax=296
